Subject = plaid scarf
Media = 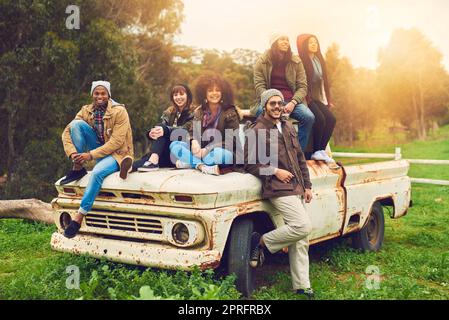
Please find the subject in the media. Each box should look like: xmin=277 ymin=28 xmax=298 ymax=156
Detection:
xmin=93 ymin=103 xmax=107 ymax=144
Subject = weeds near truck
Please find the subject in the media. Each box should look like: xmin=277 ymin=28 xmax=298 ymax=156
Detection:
xmin=1 ymin=182 xmax=447 ymax=300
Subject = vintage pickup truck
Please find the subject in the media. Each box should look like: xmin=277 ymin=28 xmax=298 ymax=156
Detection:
xmin=50 ymin=124 xmax=412 ymax=297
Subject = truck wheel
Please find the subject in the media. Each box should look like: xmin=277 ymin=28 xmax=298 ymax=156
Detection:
xmin=226 ymin=218 xmax=256 ymax=297
xmin=352 ymin=202 xmax=385 ymax=251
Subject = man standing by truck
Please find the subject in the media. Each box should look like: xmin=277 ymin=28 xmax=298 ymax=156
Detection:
xmin=60 ymin=81 xmax=134 ymax=239
xmin=244 ymin=88 xmax=315 ymax=298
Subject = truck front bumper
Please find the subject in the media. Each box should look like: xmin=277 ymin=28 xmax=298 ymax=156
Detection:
xmin=50 ymin=232 xmax=222 ymax=270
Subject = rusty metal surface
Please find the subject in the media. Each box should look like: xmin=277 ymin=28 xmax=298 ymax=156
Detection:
xmin=343 ymin=160 xmax=409 ymax=185
xmin=54 ymin=208 xmax=206 ymax=247
xmin=266 ymin=161 xmax=347 ymax=241
xmin=340 ymin=160 xmax=410 ymax=235
xmin=55 ymin=169 xmax=261 ymax=210
xmin=50 ymin=232 xmax=221 ymax=270
xmin=54 ymin=161 xmax=344 ymax=210
xmin=53 ymin=199 xmax=230 ymax=250
xmin=50 ymin=158 xmax=411 ymax=270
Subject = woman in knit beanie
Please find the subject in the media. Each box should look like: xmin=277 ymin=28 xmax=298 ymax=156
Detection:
xmin=252 ymin=33 xmax=315 ymax=151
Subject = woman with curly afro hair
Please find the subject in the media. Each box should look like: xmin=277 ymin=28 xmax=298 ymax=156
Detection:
xmin=169 ymin=72 xmax=242 ymax=175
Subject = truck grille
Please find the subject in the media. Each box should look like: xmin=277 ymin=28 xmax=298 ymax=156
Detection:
xmin=85 ymin=212 xmax=163 ymax=235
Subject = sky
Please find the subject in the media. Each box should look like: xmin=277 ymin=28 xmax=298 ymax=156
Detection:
xmin=174 ymin=0 xmax=449 ymax=70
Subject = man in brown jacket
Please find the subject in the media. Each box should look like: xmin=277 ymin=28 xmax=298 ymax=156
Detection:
xmin=244 ymin=89 xmax=315 ymax=298
xmin=60 ymin=81 xmax=133 ymax=238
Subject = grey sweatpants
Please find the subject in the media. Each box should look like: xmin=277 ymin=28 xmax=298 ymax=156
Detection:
xmin=262 ymin=195 xmax=312 ymax=290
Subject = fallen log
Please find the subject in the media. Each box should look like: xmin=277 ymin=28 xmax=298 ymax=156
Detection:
xmin=0 ymin=199 xmax=54 ymax=225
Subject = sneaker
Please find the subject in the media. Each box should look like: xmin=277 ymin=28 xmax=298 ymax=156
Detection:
xmin=319 ymin=151 xmax=340 ymax=168
xmin=296 ymin=288 xmax=315 ymax=299
xmin=311 ymin=151 xmax=327 ymax=161
xmin=137 ymin=161 xmax=159 ymax=172
xmin=249 ymin=232 xmax=265 ymax=268
xmin=318 ymin=150 xmax=334 ymax=163
xmin=175 ymin=160 xmax=192 ymax=169
xmin=60 ymin=168 xmax=87 ymax=185
xmin=197 ymin=164 xmax=220 ymax=176
xmin=120 ymin=156 xmax=133 ymax=179
xmin=63 ymin=220 xmax=81 ymax=239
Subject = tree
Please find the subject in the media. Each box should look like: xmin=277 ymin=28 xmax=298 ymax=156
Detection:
xmin=172 ymin=47 xmax=260 ymax=110
xmin=326 ymin=44 xmax=357 ymax=146
xmin=378 ymin=28 xmax=449 ymax=140
xmin=0 ymin=0 xmax=183 ymax=201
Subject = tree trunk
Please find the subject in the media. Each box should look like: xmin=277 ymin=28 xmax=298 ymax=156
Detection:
xmin=0 ymin=199 xmax=54 ymax=225
xmin=7 ymin=106 xmax=17 ymax=184
xmin=418 ymin=71 xmax=427 ymax=140
xmin=411 ymin=90 xmax=423 ymax=140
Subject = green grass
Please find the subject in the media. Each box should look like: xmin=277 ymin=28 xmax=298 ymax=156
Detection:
xmin=252 ymin=184 xmax=449 ymax=300
xmin=333 ymin=124 xmax=449 ymax=181
xmin=0 ymin=220 xmax=240 ymax=300
xmin=1 ymin=126 xmax=449 ymax=300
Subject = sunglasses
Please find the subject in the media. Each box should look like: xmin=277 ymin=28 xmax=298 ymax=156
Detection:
xmin=268 ymin=101 xmax=284 ymax=107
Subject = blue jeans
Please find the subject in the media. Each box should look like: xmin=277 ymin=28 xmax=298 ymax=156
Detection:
xmin=169 ymin=141 xmax=233 ymax=168
xmin=255 ymin=103 xmax=315 ymax=150
xmin=70 ymin=120 xmax=119 ymax=215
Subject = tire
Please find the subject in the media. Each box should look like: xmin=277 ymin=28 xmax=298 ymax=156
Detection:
xmin=226 ymin=218 xmax=256 ymax=297
xmin=352 ymin=202 xmax=385 ymax=251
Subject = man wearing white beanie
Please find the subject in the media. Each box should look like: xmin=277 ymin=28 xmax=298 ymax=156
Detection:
xmin=60 ymin=80 xmax=134 ymax=238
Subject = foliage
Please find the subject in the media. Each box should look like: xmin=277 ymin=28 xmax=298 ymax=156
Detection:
xmin=0 ymin=219 xmax=239 ymax=300
xmin=172 ymin=47 xmax=260 ymax=110
xmin=1 ymin=1 xmax=448 ymax=203
xmin=378 ymin=28 xmax=449 ymax=140
xmin=0 ymin=0 xmax=183 ymax=201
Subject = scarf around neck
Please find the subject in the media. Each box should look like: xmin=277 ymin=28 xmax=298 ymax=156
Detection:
xmin=202 ymin=105 xmax=222 ymax=129
xmin=93 ymin=102 xmax=108 ymax=144
xmin=312 ymin=56 xmax=323 ymax=83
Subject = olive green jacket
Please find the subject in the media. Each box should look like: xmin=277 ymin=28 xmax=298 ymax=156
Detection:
xmin=251 ymin=50 xmax=308 ymax=115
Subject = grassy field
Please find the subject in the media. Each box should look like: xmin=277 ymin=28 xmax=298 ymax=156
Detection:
xmin=1 ymin=127 xmax=448 ymax=300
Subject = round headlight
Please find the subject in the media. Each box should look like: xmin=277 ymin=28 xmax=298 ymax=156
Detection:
xmin=172 ymin=223 xmax=189 ymax=244
xmin=60 ymin=212 xmax=72 ymax=230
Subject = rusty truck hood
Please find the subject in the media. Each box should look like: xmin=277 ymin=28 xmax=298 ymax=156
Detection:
xmin=54 ymin=160 xmax=409 ymax=210
xmin=55 ymin=168 xmax=261 ymax=209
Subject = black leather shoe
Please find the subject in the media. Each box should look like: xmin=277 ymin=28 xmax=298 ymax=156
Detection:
xmin=63 ymin=221 xmax=81 ymax=238
xmin=60 ymin=168 xmax=87 ymax=185
xmin=137 ymin=162 xmax=159 ymax=172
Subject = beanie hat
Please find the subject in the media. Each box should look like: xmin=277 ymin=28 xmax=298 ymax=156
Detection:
xmin=91 ymin=81 xmax=111 ymax=97
xmin=261 ymin=89 xmax=284 ymax=109
xmin=269 ymin=32 xmax=289 ymax=47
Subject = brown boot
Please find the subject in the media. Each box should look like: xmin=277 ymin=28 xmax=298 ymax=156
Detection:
xmin=120 ymin=156 xmax=133 ymax=179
